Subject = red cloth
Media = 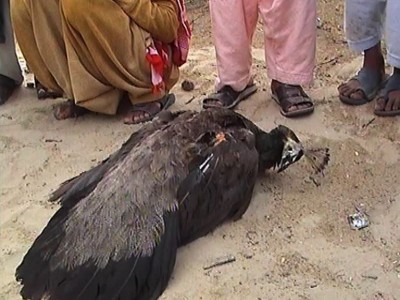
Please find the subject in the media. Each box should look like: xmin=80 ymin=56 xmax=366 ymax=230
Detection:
xmin=146 ymin=0 xmax=192 ymax=93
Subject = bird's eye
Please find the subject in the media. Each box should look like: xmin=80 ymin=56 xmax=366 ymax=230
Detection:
xmin=287 ymin=146 xmax=292 ymax=151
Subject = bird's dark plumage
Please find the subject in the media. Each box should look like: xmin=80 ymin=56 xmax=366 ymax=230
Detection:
xmin=15 ymin=108 xmax=305 ymax=300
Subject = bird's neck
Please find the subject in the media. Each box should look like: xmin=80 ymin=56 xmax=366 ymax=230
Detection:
xmin=255 ymin=130 xmax=284 ymax=171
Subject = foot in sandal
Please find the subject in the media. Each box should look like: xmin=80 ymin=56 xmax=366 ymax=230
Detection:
xmin=338 ymin=43 xmax=386 ymax=106
xmin=123 ymin=94 xmax=175 ymax=125
xmin=271 ymin=80 xmax=314 ymax=118
xmin=53 ymin=100 xmax=89 ymax=120
xmin=374 ymin=69 xmax=400 ymax=117
xmin=202 ymin=84 xmax=258 ymax=110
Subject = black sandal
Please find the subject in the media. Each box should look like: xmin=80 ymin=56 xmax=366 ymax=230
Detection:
xmin=202 ymin=84 xmax=258 ymax=109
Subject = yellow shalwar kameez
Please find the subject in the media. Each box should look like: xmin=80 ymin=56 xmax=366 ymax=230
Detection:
xmin=11 ymin=0 xmax=180 ymax=114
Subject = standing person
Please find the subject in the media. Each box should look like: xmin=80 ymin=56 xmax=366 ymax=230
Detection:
xmin=11 ymin=0 xmax=190 ymax=124
xmin=0 ymin=0 xmax=23 ymax=105
xmin=202 ymin=0 xmax=317 ymax=118
xmin=338 ymin=0 xmax=400 ymax=117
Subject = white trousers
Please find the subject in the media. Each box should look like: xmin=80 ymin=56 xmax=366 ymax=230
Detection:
xmin=345 ymin=0 xmax=400 ymax=68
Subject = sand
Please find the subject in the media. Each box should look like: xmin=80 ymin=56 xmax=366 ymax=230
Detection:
xmin=1 ymin=1 xmax=399 ymax=299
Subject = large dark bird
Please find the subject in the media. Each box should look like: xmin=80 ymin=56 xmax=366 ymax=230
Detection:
xmin=15 ymin=108 xmax=323 ymax=300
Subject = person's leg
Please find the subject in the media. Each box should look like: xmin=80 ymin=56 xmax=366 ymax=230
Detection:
xmin=338 ymin=0 xmax=386 ymax=105
xmin=260 ymin=0 xmax=316 ymax=117
xmin=202 ymin=0 xmax=258 ymax=109
xmin=374 ymin=0 xmax=400 ymax=116
xmin=60 ymin=0 xmax=177 ymax=123
xmin=11 ymin=0 xmax=72 ymax=97
xmin=0 ymin=0 xmax=23 ymax=104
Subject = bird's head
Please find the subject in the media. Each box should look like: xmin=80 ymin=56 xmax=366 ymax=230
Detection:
xmin=255 ymin=125 xmax=304 ymax=172
xmin=274 ymin=125 xmax=304 ymax=172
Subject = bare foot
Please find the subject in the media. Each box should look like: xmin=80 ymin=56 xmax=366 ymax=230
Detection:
xmin=374 ymin=69 xmax=400 ymax=116
xmin=338 ymin=43 xmax=385 ymax=104
xmin=375 ymin=90 xmax=400 ymax=113
xmin=123 ymin=95 xmax=175 ymax=125
xmin=53 ymin=100 xmax=88 ymax=120
xmin=123 ymin=102 xmax=162 ymax=124
xmin=338 ymin=79 xmax=369 ymax=101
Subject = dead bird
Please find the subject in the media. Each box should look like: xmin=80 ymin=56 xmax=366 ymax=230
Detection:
xmin=15 ymin=108 xmax=329 ymax=300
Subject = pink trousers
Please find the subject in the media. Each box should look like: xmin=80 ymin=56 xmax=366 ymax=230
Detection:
xmin=209 ymin=0 xmax=317 ymax=92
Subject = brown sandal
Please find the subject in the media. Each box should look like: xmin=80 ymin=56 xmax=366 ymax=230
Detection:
xmin=271 ymin=83 xmax=314 ymax=118
xmin=53 ymin=100 xmax=88 ymax=120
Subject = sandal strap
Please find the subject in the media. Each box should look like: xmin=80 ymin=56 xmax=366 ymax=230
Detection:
xmin=375 ymin=72 xmax=400 ymax=106
xmin=132 ymin=94 xmax=175 ymax=115
xmin=205 ymin=86 xmax=240 ymax=106
xmin=273 ymin=84 xmax=313 ymax=107
xmin=132 ymin=102 xmax=162 ymax=115
xmin=203 ymin=84 xmax=257 ymax=109
xmin=353 ymin=67 xmax=383 ymax=98
xmin=127 ymin=94 xmax=176 ymax=126
xmin=374 ymin=73 xmax=400 ymax=116
xmin=379 ymin=73 xmax=400 ymax=96
xmin=219 ymin=85 xmax=240 ymax=99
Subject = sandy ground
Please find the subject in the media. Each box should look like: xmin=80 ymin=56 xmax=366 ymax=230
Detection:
xmin=1 ymin=1 xmax=399 ymax=299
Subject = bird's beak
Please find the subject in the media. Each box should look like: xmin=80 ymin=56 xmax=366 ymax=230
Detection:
xmin=277 ymin=159 xmax=290 ymax=173
xmin=277 ymin=148 xmax=304 ymax=173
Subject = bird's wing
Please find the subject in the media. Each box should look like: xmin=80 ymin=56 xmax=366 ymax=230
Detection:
xmin=49 ymin=111 xmax=182 ymax=206
xmin=177 ymin=127 xmax=259 ymax=245
xmin=15 ymin=115 xmax=194 ymax=300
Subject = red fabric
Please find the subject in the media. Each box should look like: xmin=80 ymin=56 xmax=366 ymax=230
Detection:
xmin=146 ymin=52 xmax=164 ymax=77
xmin=146 ymin=0 xmax=192 ymax=93
xmin=171 ymin=0 xmax=192 ymax=66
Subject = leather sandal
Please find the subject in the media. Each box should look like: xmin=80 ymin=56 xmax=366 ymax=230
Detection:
xmin=271 ymin=83 xmax=314 ymax=118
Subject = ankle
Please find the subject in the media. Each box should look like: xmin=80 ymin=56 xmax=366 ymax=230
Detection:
xmin=271 ymin=80 xmax=301 ymax=90
xmin=363 ymin=43 xmax=385 ymax=71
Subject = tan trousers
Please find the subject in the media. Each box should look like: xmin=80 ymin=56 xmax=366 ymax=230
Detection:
xmin=11 ymin=0 xmax=179 ymax=114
